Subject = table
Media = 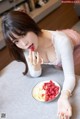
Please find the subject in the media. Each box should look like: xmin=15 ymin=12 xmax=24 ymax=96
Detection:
xmin=0 ymin=61 xmax=80 ymax=119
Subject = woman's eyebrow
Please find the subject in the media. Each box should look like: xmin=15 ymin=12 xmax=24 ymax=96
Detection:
xmin=8 ymin=34 xmax=17 ymax=42
xmin=9 ymin=31 xmax=25 ymax=42
xmin=11 ymin=36 xmax=24 ymax=43
xmin=12 ymin=37 xmax=21 ymax=43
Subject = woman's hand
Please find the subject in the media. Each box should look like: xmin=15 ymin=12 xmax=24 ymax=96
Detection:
xmin=57 ymin=95 xmax=72 ymax=119
xmin=28 ymin=50 xmax=43 ymax=70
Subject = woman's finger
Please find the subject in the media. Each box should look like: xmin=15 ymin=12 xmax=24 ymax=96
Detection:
xmin=63 ymin=114 xmax=67 ymax=119
xmin=28 ymin=50 xmax=33 ymax=63
xmin=68 ymin=108 xmax=72 ymax=117
xmin=58 ymin=113 xmax=61 ymax=119
xmin=29 ymin=50 xmax=31 ymax=57
xmin=36 ymin=52 xmax=39 ymax=63
xmin=37 ymin=52 xmax=43 ymax=64
xmin=60 ymin=114 xmax=64 ymax=119
xmin=66 ymin=107 xmax=72 ymax=117
xmin=66 ymin=116 xmax=70 ymax=119
xmin=58 ymin=113 xmax=63 ymax=119
xmin=32 ymin=51 xmax=37 ymax=65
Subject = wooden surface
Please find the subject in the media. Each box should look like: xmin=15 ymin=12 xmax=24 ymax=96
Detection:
xmin=38 ymin=3 xmax=79 ymax=30
xmin=0 ymin=3 xmax=79 ymax=71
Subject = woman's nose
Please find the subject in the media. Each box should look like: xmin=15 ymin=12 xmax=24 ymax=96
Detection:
xmin=20 ymin=40 xmax=26 ymax=46
xmin=22 ymin=40 xmax=29 ymax=46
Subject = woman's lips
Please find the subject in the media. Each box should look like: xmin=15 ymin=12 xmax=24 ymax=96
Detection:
xmin=28 ymin=44 xmax=33 ymax=49
xmin=28 ymin=44 xmax=34 ymax=51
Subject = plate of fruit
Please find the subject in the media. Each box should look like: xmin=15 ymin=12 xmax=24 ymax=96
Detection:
xmin=32 ymin=80 xmax=61 ymax=102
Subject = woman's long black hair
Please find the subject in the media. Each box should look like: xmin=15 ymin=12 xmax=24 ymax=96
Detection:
xmin=2 ymin=11 xmax=42 ymax=75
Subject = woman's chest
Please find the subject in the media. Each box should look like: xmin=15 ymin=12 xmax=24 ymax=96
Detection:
xmin=38 ymin=46 xmax=57 ymax=63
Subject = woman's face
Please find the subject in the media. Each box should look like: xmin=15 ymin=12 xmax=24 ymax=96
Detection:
xmin=10 ymin=32 xmax=39 ymax=51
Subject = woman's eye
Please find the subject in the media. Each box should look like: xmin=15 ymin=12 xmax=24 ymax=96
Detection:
xmin=14 ymin=40 xmax=19 ymax=44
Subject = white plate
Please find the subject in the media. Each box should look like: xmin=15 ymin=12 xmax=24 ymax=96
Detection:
xmin=32 ymin=80 xmax=61 ymax=102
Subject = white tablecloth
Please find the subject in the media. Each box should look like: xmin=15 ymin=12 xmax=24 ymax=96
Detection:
xmin=0 ymin=61 xmax=80 ymax=119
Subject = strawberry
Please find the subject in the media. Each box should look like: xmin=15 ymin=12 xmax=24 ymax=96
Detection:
xmin=30 ymin=45 xmax=34 ymax=51
xmin=42 ymin=80 xmax=59 ymax=101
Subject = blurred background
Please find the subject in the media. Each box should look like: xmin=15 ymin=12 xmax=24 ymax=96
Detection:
xmin=0 ymin=0 xmax=80 ymax=71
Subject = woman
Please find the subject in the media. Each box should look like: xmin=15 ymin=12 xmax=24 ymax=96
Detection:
xmin=2 ymin=11 xmax=80 ymax=119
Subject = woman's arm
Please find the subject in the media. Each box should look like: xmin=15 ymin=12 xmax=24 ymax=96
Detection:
xmin=54 ymin=31 xmax=76 ymax=118
xmin=55 ymin=31 xmax=76 ymax=95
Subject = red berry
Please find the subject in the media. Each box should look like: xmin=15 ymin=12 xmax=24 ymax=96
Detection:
xmin=42 ymin=80 xmax=60 ymax=101
xmin=30 ymin=45 xmax=34 ymax=51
